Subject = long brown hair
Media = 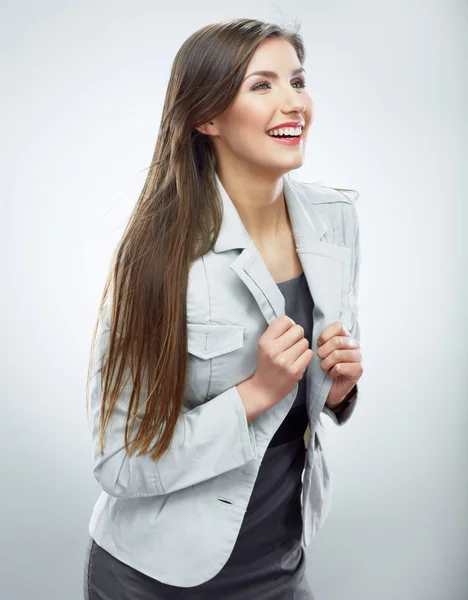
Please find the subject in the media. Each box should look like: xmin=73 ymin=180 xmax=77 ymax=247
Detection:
xmin=85 ymin=17 xmax=306 ymax=462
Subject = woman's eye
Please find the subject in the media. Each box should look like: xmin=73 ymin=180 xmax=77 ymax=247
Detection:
xmin=293 ymin=79 xmax=307 ymax=89
xmin=252 ymin=82 xmax=271 ymax=91
xmin=251 ymin=79 xmax=307 ymax=91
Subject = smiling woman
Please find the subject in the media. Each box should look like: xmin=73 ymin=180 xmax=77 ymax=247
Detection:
xmin=196 ymin=35 xmax=313 ymax=178
xmin=82 ymin=15 xmax=360 ymax=600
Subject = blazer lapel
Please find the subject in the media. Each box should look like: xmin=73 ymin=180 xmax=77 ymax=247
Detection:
xmin=213 ymin=173 xmax=352 ymax=423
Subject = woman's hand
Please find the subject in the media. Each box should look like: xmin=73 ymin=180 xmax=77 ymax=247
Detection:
xmin=249 ymin=315 xmax=314 ymax=408
xmin=316 ymin=321 xmax=363 ymax=409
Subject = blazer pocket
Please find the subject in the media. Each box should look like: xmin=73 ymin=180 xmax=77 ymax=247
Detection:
xmin=187 ymin=323 xmax=245 ymax=360
xmin=186 ymin=323 xmax=246 ymax=405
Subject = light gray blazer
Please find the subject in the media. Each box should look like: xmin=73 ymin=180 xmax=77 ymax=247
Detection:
xmin=87 ymin=172 xmax=361 ymax=587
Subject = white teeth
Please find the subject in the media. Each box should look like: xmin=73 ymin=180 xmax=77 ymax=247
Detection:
xmin=267 ymin=126 xmax=302 ymax=137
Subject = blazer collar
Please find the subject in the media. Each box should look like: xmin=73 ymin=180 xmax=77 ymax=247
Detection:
xmin=213 ymin=172 xmax=328 ymax=253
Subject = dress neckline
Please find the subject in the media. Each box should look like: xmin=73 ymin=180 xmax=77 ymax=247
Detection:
xmin=275 ymin=271 xmax=304 ymax=285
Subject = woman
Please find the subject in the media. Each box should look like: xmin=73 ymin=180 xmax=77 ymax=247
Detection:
xmin=83 ymin=17 xmax=363 ymax=600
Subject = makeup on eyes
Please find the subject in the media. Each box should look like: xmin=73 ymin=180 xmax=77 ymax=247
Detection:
xmin=251 ymin=78 xmax=307 ymax=92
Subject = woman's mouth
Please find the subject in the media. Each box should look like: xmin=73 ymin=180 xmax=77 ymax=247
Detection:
xmin=266 ymin=132 xmax=303 ymax=145
xmin=266 ymin=126 xmax=303 ymax=145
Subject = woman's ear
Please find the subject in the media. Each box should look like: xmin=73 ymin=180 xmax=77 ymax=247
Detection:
xmin=195 ymin=121 xmax=219 ymax=137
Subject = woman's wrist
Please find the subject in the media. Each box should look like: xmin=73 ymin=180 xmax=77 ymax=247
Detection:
xmin=330 ymin=385 xmax=356 ymax=413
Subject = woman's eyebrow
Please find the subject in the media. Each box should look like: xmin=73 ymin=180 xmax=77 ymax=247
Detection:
xmin=243 ymin=67 xmax=306 ymax=81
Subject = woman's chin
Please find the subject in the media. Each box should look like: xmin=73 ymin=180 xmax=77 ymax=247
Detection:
xmin=273 ymin=154 xmax=305 ymax=171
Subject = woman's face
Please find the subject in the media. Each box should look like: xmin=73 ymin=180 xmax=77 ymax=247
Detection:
xmin=200 ymin=36 xmax=314 ymax=177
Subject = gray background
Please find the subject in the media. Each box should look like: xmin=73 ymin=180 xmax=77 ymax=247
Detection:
xmin=1 ymin=0 xmax=467 ymax=598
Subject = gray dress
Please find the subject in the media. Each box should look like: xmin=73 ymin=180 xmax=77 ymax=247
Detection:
xmin=84 ymin=271 xmax=316 ymax=600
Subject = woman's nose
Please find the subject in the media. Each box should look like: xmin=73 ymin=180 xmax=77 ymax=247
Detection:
xmin=281 ymin=90 xmax=306 ymax=116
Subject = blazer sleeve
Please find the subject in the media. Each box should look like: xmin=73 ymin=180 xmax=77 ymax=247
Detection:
xmin=88 ymin=306 xmax=258 ymax=499
xmin=322 ymin=192 xmax=361 ymax=426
